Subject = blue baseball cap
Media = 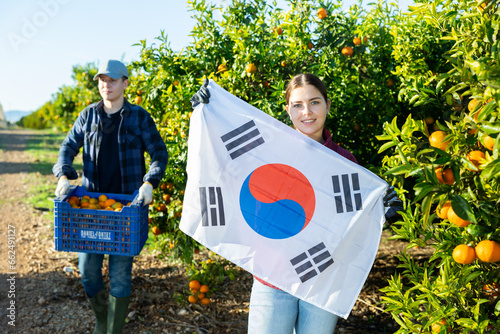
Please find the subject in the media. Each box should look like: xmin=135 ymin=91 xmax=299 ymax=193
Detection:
xmin=93 ymin=59 xmax=129 ymax=80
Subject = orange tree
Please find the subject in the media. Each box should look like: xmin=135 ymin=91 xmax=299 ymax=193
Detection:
xmin=131 ymin=0 xmax=406 ymax=274
xmin=20 ymin=63 xmax=100 ymax=131
xmin=377 ymin=0 xmax=499 ymax=332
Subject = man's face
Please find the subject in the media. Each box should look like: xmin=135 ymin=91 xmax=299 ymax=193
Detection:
xmin=98 ymin=74 xmax=128 ymax=103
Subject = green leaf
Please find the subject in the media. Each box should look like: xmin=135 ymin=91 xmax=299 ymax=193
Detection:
xmin=376 ymin=134 xmax=394 ymax=141
xmin=421 ymin=193 xmax=433 ymax=230
xmin=414 ymin=182 xmax=439 ymax=202
xmin=451 ymin=195 xmax=477 ymax=224
xmin=467 ymin=224 xmax=488 ymax=238
xmin=481 ymin=159 xmax=500 ymax=180
xmin=378 ymin=141 xmax=398 ymax=153
xmin=383 ymin=164 xmax=413 ymax=176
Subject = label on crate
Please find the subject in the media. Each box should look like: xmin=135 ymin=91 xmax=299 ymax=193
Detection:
xmin=79 ymin=230 xmax=114 ymax=241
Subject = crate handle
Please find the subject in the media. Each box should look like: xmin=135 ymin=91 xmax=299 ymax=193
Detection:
xmin=54 ymin=185 xmax=78 ymax=201
xmin=131 ymin=189 xmax=142 ymax=206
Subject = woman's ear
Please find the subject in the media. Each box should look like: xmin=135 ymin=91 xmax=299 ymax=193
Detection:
xmin=285 ymin=104 xmax=290 ymax=116
xmin=326 ymin=99 xmax=331 ymax=113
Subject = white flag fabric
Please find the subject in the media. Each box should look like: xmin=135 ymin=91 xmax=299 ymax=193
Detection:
xmin=180 ymin=80 xmax=388 ymax=319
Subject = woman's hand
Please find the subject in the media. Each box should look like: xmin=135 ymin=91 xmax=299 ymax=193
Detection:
xmin=383 ymin=185 xmax=403 ymax=220
xmin=190 ymin=78 xmax=210 ymax=108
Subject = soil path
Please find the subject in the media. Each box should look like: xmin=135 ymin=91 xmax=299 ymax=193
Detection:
xmin=0 ymin=128 xmax=424 ymax=333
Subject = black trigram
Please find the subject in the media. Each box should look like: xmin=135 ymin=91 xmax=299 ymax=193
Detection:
xmin=199 ymin=187 xmax=225 ymax=227
xmin=220 ymin=120 xmax=265 ymax=159
xmin=290 ymin=242 xmax=334 ymax=283
xmin=332 ymin=173 xmax=363 ymax=213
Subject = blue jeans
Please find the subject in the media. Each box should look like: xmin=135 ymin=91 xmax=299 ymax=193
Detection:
xmin=248 ymin=279 xmax=339 ymax=334
xmin=78 ymin=253 xmax=134 ymax=298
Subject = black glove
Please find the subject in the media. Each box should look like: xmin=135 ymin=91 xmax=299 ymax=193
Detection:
xmin=383 ymin=185 xmax=403 ymax=220
xmin=190 ymin=78 xmax=210 ymax=108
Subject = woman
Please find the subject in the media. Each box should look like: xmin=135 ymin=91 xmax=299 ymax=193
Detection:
xmin=190 ymin=74 xmax=399 ymax=333
xmin=247 ymin=73 xmax=357 ymax=334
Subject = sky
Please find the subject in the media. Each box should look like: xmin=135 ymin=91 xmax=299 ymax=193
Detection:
xmin=0 ymin=0 xmax=413 ymax=113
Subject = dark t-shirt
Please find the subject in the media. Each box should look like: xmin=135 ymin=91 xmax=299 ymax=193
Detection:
xmin=98 ymin=111 xmax=122 ymax=193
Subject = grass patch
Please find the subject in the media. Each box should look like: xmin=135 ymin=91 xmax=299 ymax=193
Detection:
xmin=24 ymin=129 xmax=83 ymax=174
xmin=22 ymin=129 xmax=83 ymax=223
xmin=24 ymin=172 xmax=57 ymax=222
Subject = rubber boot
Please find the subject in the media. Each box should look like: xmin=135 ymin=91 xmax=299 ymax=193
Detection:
xmin=107 ymin=294 xmax=130 ymax=334
xmin=88 ymin=289 xmax=108 ymax=334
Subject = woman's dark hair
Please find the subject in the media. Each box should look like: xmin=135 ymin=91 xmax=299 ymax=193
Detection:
xmin=285 ymin=73 xmax=328 ymax=105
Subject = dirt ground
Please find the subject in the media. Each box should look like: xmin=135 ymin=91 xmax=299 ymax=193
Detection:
xmin=0 ymin=128 xmax=432 ymax=333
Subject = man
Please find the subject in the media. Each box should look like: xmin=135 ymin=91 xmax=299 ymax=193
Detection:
xmin=53 ymin=59 xmax=168 ymax=334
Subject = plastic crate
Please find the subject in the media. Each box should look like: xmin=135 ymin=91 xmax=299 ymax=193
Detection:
xmin=54 ymin=186 xmax=149 ymax=256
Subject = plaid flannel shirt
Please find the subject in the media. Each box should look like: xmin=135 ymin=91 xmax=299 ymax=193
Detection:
xmin=53 ymin=99 xmax=168 ymax=194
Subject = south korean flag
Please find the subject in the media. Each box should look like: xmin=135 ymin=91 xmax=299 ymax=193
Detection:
xmin=180 ymin=80 xmax=388 ymax=319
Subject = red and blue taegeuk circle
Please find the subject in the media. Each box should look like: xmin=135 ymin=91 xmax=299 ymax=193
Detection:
xmin=239 ymin=163 xmax=316 ymax=239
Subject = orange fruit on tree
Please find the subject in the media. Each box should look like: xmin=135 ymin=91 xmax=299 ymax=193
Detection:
xmin=281 ymin=60 xmax=287 ymax=67
xmin=217 ymin=64 xmax=227 ymax=73
xmin=273 ymin=26 xmax=283 ymax=35
xmin=189 ymin=280 xmax=201 ymax=291
xmin=163 ymin=194 xmax=171 ymax=203
xmin=452 ymin=244 xmax=476 ymax=264
xmin=483 ymin=135 xmax=495 ymax=151
xmin=317 ymin=8 xmax=327 ymax=19
xmin=436 ymin=201 xmax=451 ymax=219
xmin=425 ymin=116 xmax=434 ymax=124
xmin=435 ymin=167 xmax=455 ymax=185
xmin=341 ymin=46 xmax=353 ymax=56
xmin=447 ymin=206 xmax=471 ymax=227
xmin=473 ymin=108 xmax=484 ymax=122
xmin=166 ymin=182 xmax=174 ymax=191
xmin=353 ymin=37 xmax=362 ymax=45
xmin=477 ymin=0 xmax=488 ymax=11
xmin=475 ymin=240 xmax=500 ymax=263
xmin=157 ymin=204 xmax=167 ymax=212
xmin=308 ymin=42 xmax=314 ymax=50
xmin=188 ymin=295 xmax=197 ymax=303
xmin=199 ymin=284 xmax=209 ymax=293
xmin=245 ymin=63 xmax=257 ymax=74
xmin=173 ymin=80 xmax=180 ymax=86
xmin=200 ymin=297 xmax=210 ymax=305
xmin=466 ymin=150 xmax=485 ymax=170
xmin=152 ymin=226 xmax=161 ymax=235
xmin=135 ymin=96 xmax=142 ymax=105
xmin=431 ymin=319 xmax=448 ymax=333
xmin=442 ymin=168 xmax=455 ymax=185
xmin=468 ymin=98 xmax=480 ymax=112
xmin=386 ymin=78 xmax=394 ymax=87
xmin=429 ymin=131 xmax=449 ymax=151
